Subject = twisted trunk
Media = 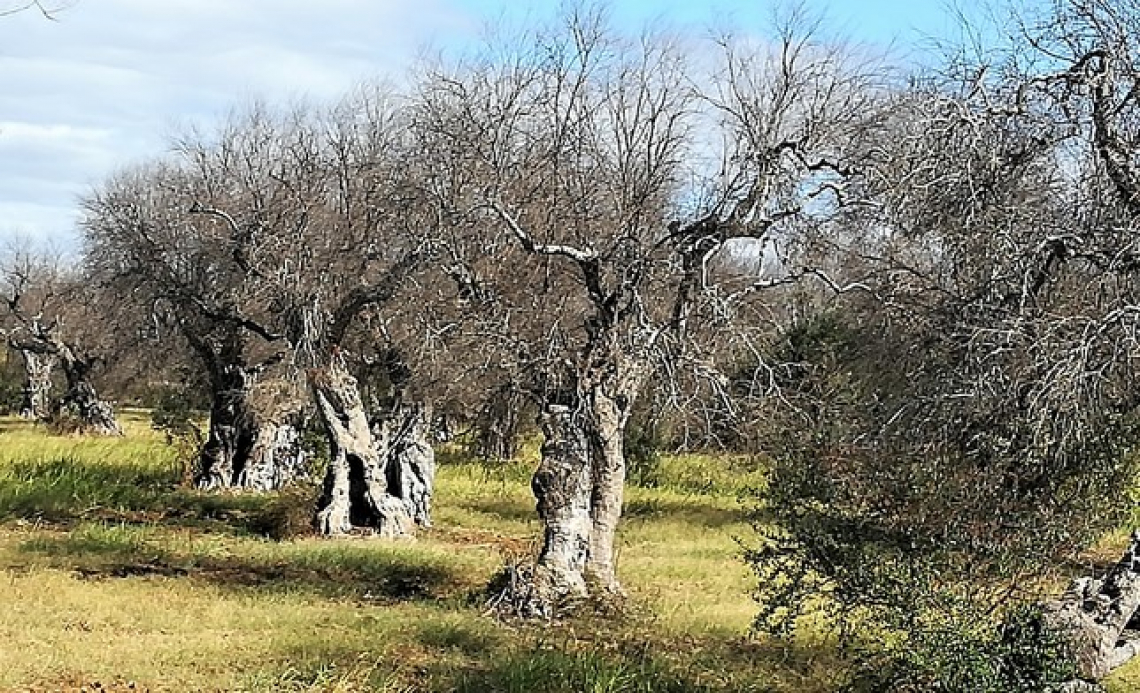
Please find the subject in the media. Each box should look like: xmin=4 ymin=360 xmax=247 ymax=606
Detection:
xmin=309 ymin=359 xmax=432 ymax=537
xmin=241 ymin=418 xmax=308 ymax=491
xmin=530 ymin=404 xmax=594 ymax=611
xmin=496 ymin=383 xmax=636 ymax=617
xmin=196 ymin=365 xmax=307 ymax=491
xmin=196 ymin=365 xmax=255 ymax=489
xmin=56 ymin=346 xmax=121 ymax=436
xmin=15 ymin=347 xmax=55 ymax=420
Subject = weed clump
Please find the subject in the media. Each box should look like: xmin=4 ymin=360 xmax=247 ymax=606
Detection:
xmin=247 ymin=484 xmax=321 ymax=540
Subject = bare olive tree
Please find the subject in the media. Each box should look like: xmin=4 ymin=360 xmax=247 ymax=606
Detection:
xmin=413 ymin=6 xmax=883 ymax=614
xmin=248 ymin=89 xmax=439 ymax=538
xmin=0 ymin=247 xmax=122 ymax=435
xmin=82 ymin=150 xmax=306 ymax=490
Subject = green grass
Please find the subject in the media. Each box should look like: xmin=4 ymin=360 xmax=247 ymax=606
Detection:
xmin=4 ymin=414 xmax=1139 ymax=691
xmin=0 ymin=414 xmax=825 ymax=693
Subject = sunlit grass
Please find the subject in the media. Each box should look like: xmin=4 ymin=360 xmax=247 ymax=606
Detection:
xmin=0 ymin=414 xmax=826 ymax=692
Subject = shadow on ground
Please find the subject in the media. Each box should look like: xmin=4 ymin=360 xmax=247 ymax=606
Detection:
xmin=434 ymin=627 xmax=841 ymax=693
xmin=15 ymin=526 xmax=478 ymax=603
xmin=221 ymin=609 xmax=840 ymax=693
xmin=452 ymin=496 xmax=536 ymax=524
xmin=0 ymin=455 xmax=318 ymax=538
xmin=623 ymin=496 xmax=748 ymax=529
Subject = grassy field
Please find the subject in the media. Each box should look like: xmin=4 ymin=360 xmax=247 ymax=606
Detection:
xmin=0 ymin=411 xmax=839 ymax=693
xmin=4 ymin=412 xmax=1138 ymax=692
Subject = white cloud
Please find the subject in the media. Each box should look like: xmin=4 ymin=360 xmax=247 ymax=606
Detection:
xmin=0 ymin=0 xmax=480 ymax=247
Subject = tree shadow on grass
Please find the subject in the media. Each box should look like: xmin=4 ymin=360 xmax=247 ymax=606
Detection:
xmin=623 ymin=496 xmax=748 ymax=530
xmin=240 ymin=611 xmax=841 ymax=693
xmin=438 ymin=631 xmax=842 ymax=693
xmin=15 ymin=526 xmax=479 ymax=603
xmin=241 ymin=621 xmax=507 ymax=692
xmin=0 ymin=455 xmax=315 ymax=538
xmin=453 ymin=496 xmax=537 ymax=524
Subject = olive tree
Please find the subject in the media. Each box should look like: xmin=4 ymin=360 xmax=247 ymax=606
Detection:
xmin=412 ymin=5 xmax=883 ymax=614
xmin=1 ymin=247 xmax=122 ymax=435
xmin=82 ymin=142 xmax=307 ymax=490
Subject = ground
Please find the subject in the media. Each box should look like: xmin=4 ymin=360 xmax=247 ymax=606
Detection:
xmin=1 ymin=412 xmax=1137 ymax=692
xmin=0 ymin=411 xmax=818 ymax=692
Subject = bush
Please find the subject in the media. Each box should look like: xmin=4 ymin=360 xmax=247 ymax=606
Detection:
xmin=150 ymin=386 xmax=206 ymax=484
xmin=748 ymin=309 xmax=1135 ymax=691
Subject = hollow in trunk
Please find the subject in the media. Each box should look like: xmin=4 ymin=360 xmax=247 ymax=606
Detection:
xmin=309 ymin=359 xmax=434 ymax=538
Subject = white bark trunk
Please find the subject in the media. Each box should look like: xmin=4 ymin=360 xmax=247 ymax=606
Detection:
xmin=1047 ymin=531 xmax=1140 ymax=682
xmin=16 ymin=348 xmax=54 ymax=420
xmin=240 ymin=419 xmax=308 ymax=491
xmin=532 ymin=404 xmax=594 ymax=601
xmin=310 ymin=359 xmax=416 ymax=538
xmin=490 ymin=352 xmax=643 ymax=617
xmin=585 ymin=391 xmax=626 ymax=594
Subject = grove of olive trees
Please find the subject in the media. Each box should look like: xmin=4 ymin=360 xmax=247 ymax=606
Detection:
xmin=11 ymin=1 xmax=1140 ymax=690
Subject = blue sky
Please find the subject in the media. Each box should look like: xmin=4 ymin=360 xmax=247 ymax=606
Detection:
xmin=451 ymin=0 xmax=959 ymax=44
xmin=0 ymin=0 xmax=967 ymax=247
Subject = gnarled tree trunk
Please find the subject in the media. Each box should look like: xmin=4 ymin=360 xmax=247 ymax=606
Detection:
xmin=309 ymin=359 xmax=433 ymax=538
xmin=15 ymin=347 xmax=55 ymax=420
xmin=533 ymin=405 xmax=594 ymax=602
xmin=495 ymin=404 xmax=593 ymax=618
xmin=196 ymin=365 xmax=308 ymax=491
xmin=380 ymin=401 xmax=436 ymax=527
xmin=196 ymin=365 xmax=255 ymax=489
xmin=241 ymin=417 xmax=308 ymax=491
xmin=495 ymin=387 xmax=633 ymax=617
xmin=56 ymin=345 xmax=121 ymax=436
xmin=1046 ymin=531 xmax=1140 ymax=687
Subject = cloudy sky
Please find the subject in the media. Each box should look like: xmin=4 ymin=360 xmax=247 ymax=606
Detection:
xmin=0 ymin=0 xmax=957 ymax=249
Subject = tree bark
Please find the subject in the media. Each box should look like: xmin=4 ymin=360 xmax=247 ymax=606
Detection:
xmin=584 ymin=390 xmax=627 ymax=594
xmin=195 ymin=365 xmax=307 ymax=491
xmin=496 ymin=392 xmax=639 ymax=616
xmin=1046 ymin=531 xmax=1140 ymax=683
xmin=241 ymin=418 xmax=307 ymax=491
xmin=533 ymin=405 xmax=594 ymax=598
xmin=196 ymin=365 xmax=255 ymax=489
xmin=15 ymin=347 xmax=55 ymax=420
xmin=381 ymin=401 xmax=436 ymax=527
xmin=55 ymin=345 xmax=121 ymax=436
xmin=309 ymin=359 xmax=418 ymax=538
